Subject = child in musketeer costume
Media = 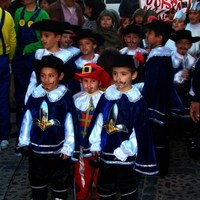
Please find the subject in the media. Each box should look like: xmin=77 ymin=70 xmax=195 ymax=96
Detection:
xmin=68 ymin=28 xmax=104 ymax=95
xmin=17 ymin=55 xmax=78 ymax=200
xmin=24 ymin=19 xmax=74 ymax=104
xmin=86 ymin=54 xmax=158 ymax=200
xmin=73 ymin=63 xmax=112 ymax=200
xmin=143 ymin=20 xmax=184 ymax=176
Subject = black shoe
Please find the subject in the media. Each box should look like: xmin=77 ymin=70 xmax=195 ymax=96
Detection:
xmin=187 ymin=136 xmax=200 ymax=160
xmin=14 ymin=147 xmax=22 ymax=157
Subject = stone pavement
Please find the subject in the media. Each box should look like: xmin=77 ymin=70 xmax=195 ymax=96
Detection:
xmin=1 ymin=113 xmax=200 ymax=200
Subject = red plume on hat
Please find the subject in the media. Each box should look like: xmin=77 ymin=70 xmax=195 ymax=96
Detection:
xmin=74 ymin=63 xmax=112 ymax=88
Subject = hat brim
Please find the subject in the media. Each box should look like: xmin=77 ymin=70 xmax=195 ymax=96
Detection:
xmin=73 ymin=32 xmax=104 ymax=47
xmin=33 ymin=56 xmax=75 ymax=80
xmin=74 ymin=70 xmax=111 ymax=88
xmin=30 ymin=20 xmax=64 ymax=34
xmin=170 ymin=35 xmax=200 ymax=43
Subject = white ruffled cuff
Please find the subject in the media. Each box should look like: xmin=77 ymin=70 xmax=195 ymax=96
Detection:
xmin=113 ymin=147 xmax=128 ymax=162
xmin=60 ymin=145 xmax=73 ymax=156
xmin=90 ymin=143 xmax=101 ymax=152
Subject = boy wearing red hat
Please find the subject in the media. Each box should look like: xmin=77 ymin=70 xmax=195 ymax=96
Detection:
xmin=68 ymin=29 xmax=104 ymax=95
xmin=73 ymin=63 xmax=111 ymax=200
xmin=86 ymin=54 xmax=158 ymax=199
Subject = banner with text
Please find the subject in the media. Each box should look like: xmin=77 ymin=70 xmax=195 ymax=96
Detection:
xmin=139 ymin=0 xmax=192 ymax=19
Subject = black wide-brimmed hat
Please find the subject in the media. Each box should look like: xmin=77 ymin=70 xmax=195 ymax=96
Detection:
xmin=73 ymin=29 xmax=104 ymax=47
xmin=33 ymin=55 xmax=74 ymax=80
xmin=144 ymin=19 xmax=173 ymax=35
xmin=120 ymin=23 xmax=145 ymax=38
xmin=30 ymin=19 xmax=64 ymax=34
xmin=112 ymin=54 xmax=136 ymax=71
xmin=170 ymin=30 xmax=200 ymax=43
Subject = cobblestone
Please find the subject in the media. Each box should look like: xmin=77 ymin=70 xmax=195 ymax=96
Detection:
xmin=1 ymin=113 xmax=200 ymax=200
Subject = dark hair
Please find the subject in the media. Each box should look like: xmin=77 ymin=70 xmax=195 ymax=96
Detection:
xmin=97 ymin=48 xmax=120 ymax=76
xmin=154 ymin=30 xmax=169 ymax=45
xmin=83 ymin=0 xmax=106 ymax=20
xmin=39 ymin=0 xmax=52 ymax=5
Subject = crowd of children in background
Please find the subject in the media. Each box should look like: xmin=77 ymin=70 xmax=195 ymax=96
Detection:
xmin=0 ymin=0 xmax=200 ymax=199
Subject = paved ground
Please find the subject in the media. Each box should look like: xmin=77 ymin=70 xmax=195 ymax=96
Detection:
xmin=1 ymin=113 xmax=200 ymax=200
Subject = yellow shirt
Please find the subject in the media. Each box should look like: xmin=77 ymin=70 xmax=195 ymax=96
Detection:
xmin=0 ymin=8 xmax=16 ymax=61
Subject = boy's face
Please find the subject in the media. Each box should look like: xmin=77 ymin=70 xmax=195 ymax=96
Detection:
xmin=172 ymin=19 xmax=185 ymax=31
xmin=81 ymin=78 xmax=100 ymax=94
xmin=60 ymin=33 xmax=73 ymax=48
xmin=40 ymin=67 xmax=64 ymax=92
xmin=124 ymin=33 xmax=141 ymax=49
xmin=84 ymin=5 xmax=92 ymax=18
xmin=100 ymin=16 xmax=113 ymax=29
xmin=145 ymin=29 xmax=161 ymax=46
xmin=78 ymin=38 xmax=97 ymax=56
xmin=134 ymin=15 xmax=143 ymax=25
xmin=64 ymin=0 xmax=75 ymax=7
xmin=41 ymin=31 xmax=61 ymax=51
xmin=112 ymin=67 xmax=137 ymax=92
xmin=188 ymin=10 xmax=200 ymax=24
xmin=39 ymin=0 xmax=49 ymax=10
xmin=175 ymin=39 xmax=192 ymax=55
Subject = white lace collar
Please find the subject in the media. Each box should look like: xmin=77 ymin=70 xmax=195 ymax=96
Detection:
xmin=35 ymin=48 xmax=73 ymax=63
xmin=147 ymin=46 xmax=172 ymax=60
xmin=75 ymin=54 xmax=99 ymax=69
xmin=104 ymin=84 xmax=142 ymax=102
xmin=32 ymin=84 xmax=68 ymax=102
xmin=73 ymin=90 xmax=103 ymax=111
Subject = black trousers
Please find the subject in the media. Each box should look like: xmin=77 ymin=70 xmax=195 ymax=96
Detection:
xmin=28 ymin=153 xmax=71 ymax=200
xmin=151 ymin=122 xmax=169 ymax=176
xmin=97 ymin=161 xmax=137 ymax=200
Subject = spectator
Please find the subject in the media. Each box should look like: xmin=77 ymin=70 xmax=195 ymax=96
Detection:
xmin=118 ymin=0 xmax=139 ymax=18
xmin=82 ymin=0 xmax=106 ymax=31
xmin=190 ymin=58 xmax=200 ymax=123
xmin=8 ymin=0 xmax=23 ymax=17
xmin=131 ymin=8 xmax=145 ymax=26
xmin=185 ymin=1 xmax=200 ymax=57
xmin=142 ymin=9 xmax=157 ymax=25
xmin=47 ymin=0 xmax=85 ymax=26
xmin=164 ymin=7 xmax=176 ymax=24
xmin=11 ymin=0 xmax=49 ymax=130
xmin=39 ymin=0 xmax=52 ymax=10
xmin=96 ymin=9 xmax=123 ymax=53
xmin=188 ymin=58 xmax=200 ymax=160
xmin=0 ymin=0 xmax=16 ymax=150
